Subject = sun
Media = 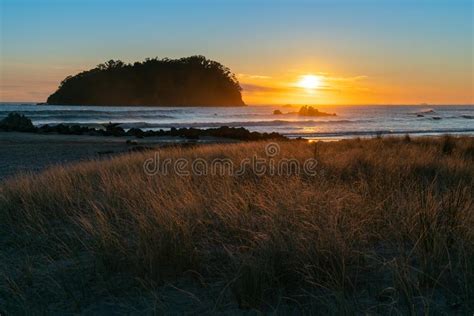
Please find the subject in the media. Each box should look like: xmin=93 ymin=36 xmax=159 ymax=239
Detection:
xmin=296 ymin=75 xmax=322 ymax=90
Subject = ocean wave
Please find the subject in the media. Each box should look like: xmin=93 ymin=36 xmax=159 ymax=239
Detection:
xmin=425 ymin=115 xmax=474 ymax=120
xmin=285 ymin=127 xmax=474 ymax=138
xmin=31 ymin=119 xmax=373 ymax=130
xmin=117 ymin=119 xmax=373 ymax=129
xmin=416 ymin=108 xmax=437 ymax=114
xmin=0 ymin=109 xmax=182 ymax=116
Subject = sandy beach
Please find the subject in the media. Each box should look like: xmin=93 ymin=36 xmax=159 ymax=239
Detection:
xmin=0 ymin=132 xmax=236 ymax=181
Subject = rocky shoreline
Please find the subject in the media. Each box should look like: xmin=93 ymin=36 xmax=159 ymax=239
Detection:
xmin=0 ymin=113 xmax=286 ymax=141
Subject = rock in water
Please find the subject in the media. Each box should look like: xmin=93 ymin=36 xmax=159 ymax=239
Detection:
xmin=0 ymin=113 xmax=36 ymax=132
xmin=298 ymin=105 xmax=336 ymax=117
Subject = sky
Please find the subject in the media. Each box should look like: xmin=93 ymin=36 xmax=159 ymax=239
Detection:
xmin=0 ymin=0 xmax=473 ymax=105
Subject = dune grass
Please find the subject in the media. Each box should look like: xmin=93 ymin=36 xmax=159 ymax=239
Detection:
xmin=1 ymin=136 xmax=473 ymax=314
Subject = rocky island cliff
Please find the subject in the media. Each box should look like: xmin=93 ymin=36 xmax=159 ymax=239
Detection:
xmin=46 ymin=56 xmax=245 ymax=107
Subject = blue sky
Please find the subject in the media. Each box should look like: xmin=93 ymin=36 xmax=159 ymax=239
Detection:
xmin=1 ymin=0 xmax=473 ymax=104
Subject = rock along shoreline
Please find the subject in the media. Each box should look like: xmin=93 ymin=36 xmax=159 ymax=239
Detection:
xmin=0 ymin=113 xmax=287 ymax=141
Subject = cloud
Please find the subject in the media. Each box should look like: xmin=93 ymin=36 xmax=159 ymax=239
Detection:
xmin=242 ymin=83 xmax=339 ymax=94
xmin=327 ymin=75 xmax=368 ymax=82
xmin=237 ymin=73 xmax=272 ymax=80
xmin=241 ymin=83 xmax=282 ymax=93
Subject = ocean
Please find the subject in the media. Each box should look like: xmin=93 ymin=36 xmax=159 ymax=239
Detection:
xmin=1 ymin=103 xmax=473 ymax=140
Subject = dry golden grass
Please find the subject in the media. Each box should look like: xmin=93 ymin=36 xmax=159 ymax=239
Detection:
xmin=1 ymin=136 xmax=473 ymax=314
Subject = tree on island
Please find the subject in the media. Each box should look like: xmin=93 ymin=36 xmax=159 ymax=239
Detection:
xmin=46 ymin=56 xmax=245 ymax=107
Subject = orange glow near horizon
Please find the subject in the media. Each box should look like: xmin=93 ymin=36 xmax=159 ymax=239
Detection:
xmin=238 ymin=71 xmax=376 ymax=105
xmin=238 ymin=68 xmax=474 ymax=106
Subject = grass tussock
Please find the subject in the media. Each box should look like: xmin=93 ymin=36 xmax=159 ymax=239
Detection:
xmin=1 ymin=136 xmax=474 ymax=314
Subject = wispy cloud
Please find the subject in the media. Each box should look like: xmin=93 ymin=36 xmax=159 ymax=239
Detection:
xmin=241 ymin=83 xmax=283 ymax=93
xmin=327 ymin=75 xmax=368 ymax=82
xmin=237 ymin=73 xmax=272 ymax=80
xmin=242 ymin=83 xmax=339 ymax=94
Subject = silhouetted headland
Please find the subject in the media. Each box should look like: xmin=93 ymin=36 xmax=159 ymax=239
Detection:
xmin=46 ymin=56 xmax=245 ymax=107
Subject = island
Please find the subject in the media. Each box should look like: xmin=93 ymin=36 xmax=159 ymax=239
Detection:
xmin=46 ymin=56 xmax=245 ymax=107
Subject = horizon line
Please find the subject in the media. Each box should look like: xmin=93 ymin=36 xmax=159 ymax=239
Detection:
xmin=1 ymin=101 xmax=473 ymax=107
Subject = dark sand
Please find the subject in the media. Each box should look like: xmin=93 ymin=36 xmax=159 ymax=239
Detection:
xmin=0 ymin=132 xmax=235 ymax=181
